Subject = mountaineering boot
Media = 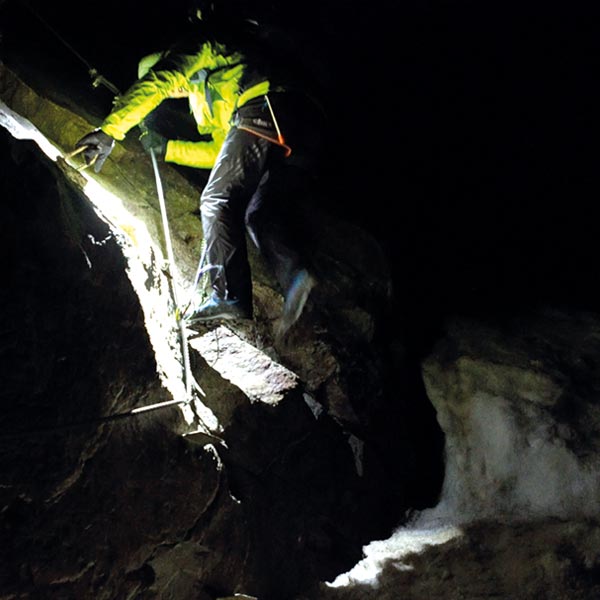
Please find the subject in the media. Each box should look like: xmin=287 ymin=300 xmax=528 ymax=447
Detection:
xmin=187 ymin=295 xmax=252 ymax=323
xmin=276 ymin=269 xmax=316 ymax=338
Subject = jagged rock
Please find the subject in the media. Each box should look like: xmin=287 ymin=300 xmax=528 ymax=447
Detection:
xmin=0 ymin=55 xmax=429 ymax=598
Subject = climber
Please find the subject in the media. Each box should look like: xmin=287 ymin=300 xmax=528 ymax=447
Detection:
xmin=74 ymin=0 xmax=327 ymax=336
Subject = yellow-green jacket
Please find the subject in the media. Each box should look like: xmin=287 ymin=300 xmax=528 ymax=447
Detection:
xmin=100 ymin=38 xmax=273 ymax=169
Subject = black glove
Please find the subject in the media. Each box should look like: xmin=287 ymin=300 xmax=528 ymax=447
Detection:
xmin=139 ymin=129 xmax=168 ymax=158
xmin=74 ymin=129 xmax=115 ymax=173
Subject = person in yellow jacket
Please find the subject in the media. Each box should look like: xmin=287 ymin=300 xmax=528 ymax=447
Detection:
xmin=75 ymin=3 xmax=325 ymax=335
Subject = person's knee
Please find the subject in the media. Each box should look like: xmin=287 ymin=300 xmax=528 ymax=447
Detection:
xmin=200 ymin=190 xmax=230 ymax=220
xmin=244 ymin=205 xmax=260 ymax=235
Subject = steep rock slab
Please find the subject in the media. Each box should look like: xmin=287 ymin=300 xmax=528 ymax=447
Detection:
xmin=0 ymin=54 xmax=439 ymax=516
xmin=0 ymin=86 xmax=405 ymax=600
xmin=0 ymin=57 xmax=402 ymax=465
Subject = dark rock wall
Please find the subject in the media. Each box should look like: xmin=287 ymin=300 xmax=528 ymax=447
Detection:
xmin=0 ymin=131 xmax=171 ymax=492
xmin=0 ymin=129 xmax=195 ymax=595
xmin=0 ymin=125 xmax=439 ymax=598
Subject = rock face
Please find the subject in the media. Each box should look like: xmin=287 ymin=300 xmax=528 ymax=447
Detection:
xmin=0 ymin=121 xmax=388 ymax=599
xmin=0 ymin=56 xmax=441 ymax=598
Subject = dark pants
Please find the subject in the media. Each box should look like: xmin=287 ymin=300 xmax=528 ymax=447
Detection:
xmin=199 ymin=92 xmax=323 ymax=311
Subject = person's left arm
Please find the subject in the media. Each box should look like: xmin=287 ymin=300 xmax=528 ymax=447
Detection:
xmin=164 ymin=128 xmax=227 ymax=169
xmin=75 ymin=41 xmax=224 ymax=170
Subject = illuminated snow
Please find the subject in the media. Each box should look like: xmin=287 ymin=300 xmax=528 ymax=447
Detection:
xmin=327 ymin=517 xmax=462 ymax=588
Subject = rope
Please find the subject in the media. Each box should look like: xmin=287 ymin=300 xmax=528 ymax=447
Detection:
xmin=0 ymin=151 xmax=214 ymax=439
xmin=236 ymin=95 xmax=292 ymax=157
xmin=0 ymin=397 xmax=225 ymax=442
xmin=19 ymin=2 xmax=210 ymax=430
xmin=264 ymin=94 xmax=285 ymax=146
xmin=149 ymin=145 xmax=203 ymax=404
xmin=180 ymin=255 xmax=224 ymax=318
xmin=19 ymin=0 xmax=121 ymax=95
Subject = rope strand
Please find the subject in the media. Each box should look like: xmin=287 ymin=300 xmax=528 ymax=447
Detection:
xmin=20 ymin=0 xmax=121 ymax=95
